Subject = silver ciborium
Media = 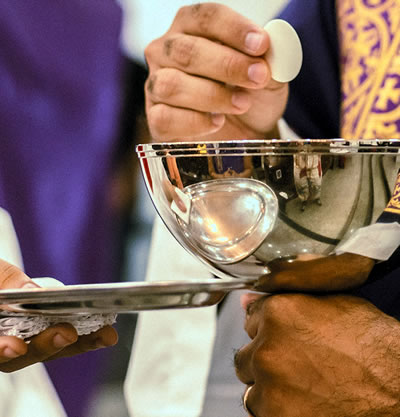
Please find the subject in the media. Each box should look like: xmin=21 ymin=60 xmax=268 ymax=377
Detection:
xmin=3 ymin=139 xmax=398 ymax=321
xmin=137 ymin=139 xmax=400 ymax=284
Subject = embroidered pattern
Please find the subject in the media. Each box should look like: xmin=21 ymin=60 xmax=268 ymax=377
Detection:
xmin=385 ymin=170 xmax=400 ymax=214
xmin=337 ymin=0 xmax=400 ymax=139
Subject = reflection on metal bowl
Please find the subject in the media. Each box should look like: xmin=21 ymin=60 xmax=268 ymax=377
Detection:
xmin=137 ymin=139 xmax=400 ymax=281
xmin=177 ymin=179 xmax=278 ymax=264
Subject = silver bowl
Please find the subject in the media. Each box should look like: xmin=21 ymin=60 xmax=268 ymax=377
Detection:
xmin=137 ymin=139 xmax=400 ymax=282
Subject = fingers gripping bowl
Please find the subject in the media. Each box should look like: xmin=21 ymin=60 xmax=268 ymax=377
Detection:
xmin=137 ymin=139 xmax=400 ymax=282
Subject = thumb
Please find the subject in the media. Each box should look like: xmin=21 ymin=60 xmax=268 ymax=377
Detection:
xmin=0 ymin=259 xmax=39 ymax=289
xmin=254 ymin=253 xmax=375 ymax=293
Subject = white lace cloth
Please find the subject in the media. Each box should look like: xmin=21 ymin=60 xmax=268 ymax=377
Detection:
xmin=0 ymin=277 xmax=117 ymax=339
xmin=0 ymin=312 xmax=117 ymax=339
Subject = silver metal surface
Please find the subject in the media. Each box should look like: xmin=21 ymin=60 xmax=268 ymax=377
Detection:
xmin=0 ymin=279 xmax=255 ymax=315
xmin=179 ymin=179 xmax=278 ymax=264
xmin=137 ymin=139 xmax=400 ymax=280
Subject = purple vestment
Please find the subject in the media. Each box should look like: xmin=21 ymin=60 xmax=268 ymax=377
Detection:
xmin=280 ymin=0 xmax=400 ymax=319
xmin=0 ymin=1 xmax=125 ymax=415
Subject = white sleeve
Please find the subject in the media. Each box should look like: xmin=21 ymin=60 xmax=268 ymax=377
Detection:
xmin=124 ymin=217 xmax=216 ymax=417
xmin=0 ymin=207 xmax=24 ymax=268
xmin=119 ymin=0 xmax=189 ymax=63
xmin=0 ymin=208 xmax=66 ymax=417
xmin=277 ymin=118 xmax=300 ymax=139
xmin=335 ymin=222 xmax=400 ymax=261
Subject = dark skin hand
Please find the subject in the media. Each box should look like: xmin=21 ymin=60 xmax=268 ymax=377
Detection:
xmin=236 ymin=293 xmax=400 ymax=417
xmin=0 ymin=259 xmax=118 ymax=373
xmin=232 ymin=253 xmax=399 ymax=416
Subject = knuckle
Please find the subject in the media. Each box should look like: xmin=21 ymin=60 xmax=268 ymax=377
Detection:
xmin=189 ymin=3 xmax=219 ymax=33
xmin=152 ymin=69 xmax=180 ymax=101
xmin=145 ymin=75 xmax=155 ymax=96
xmin=263 ymin=294 xmax=304 ymax=321
xmin=251 ymin=344 xmax=281 ymax=373
xmin=175 ymin=5 xmax=188 ymax=21
xmin=176 ymin=4 xmax=220 ymax=34
xmin=147 ymin=104 xmax=172 ymax=139
xmin=252 ymin=339 xmax=291 ymax=376
xmin=166 ymin=35 xmax=196 ymax=68
xmin=221 ymin=53 xmax=243 ymax=80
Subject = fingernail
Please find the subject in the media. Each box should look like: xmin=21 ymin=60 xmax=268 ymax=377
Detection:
xmin=3 ymin=347 xmax=21 ymax=358
xmin=22 ymin=282 xmax=40 ymax=289
xmin=245 ymin=32 xmax=263 ymax=53
xmin=211 ymin=113 xmax=225 ymax=126
xmin=53 ymin=333 xmax=74 ymax=349
xmin=248 ymin=63 xmax=268 ymax=84
xmin=232 ymin=91 xmax=250 ymax=110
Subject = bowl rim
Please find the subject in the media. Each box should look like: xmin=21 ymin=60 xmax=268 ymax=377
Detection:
xmin=136 ymin=139 xmax=400 ymax=157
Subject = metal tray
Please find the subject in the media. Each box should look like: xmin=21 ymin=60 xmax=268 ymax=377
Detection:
xmin=0 ymin=279 xmax=255 ymax=316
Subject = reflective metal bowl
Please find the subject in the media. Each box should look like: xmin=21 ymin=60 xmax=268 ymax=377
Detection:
xmin=137 ymin=139 xmax=400 ymax=281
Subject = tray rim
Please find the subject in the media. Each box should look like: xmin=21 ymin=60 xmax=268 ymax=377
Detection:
xmin=0 ymin=278 xmax=256 ymax=314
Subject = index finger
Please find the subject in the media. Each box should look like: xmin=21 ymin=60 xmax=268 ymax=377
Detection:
xmin=0 ymin=259 xmax=39 ymax=289
xmin=171 ymin=3 xmax=269 ymax=56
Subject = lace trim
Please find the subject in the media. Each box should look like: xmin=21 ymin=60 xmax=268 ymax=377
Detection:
xmin=0 ymin=312 xmax=117 ymax=339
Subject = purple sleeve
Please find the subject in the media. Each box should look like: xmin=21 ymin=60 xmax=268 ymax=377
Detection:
xmin=352 ymin=249 xmax=400 ymax=319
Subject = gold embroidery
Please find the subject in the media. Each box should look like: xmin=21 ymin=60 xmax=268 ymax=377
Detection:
xmin=337 ymin=0 xmax=400 ymax=139
xmin=385 ymin=171 xmax=400 ymax=214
